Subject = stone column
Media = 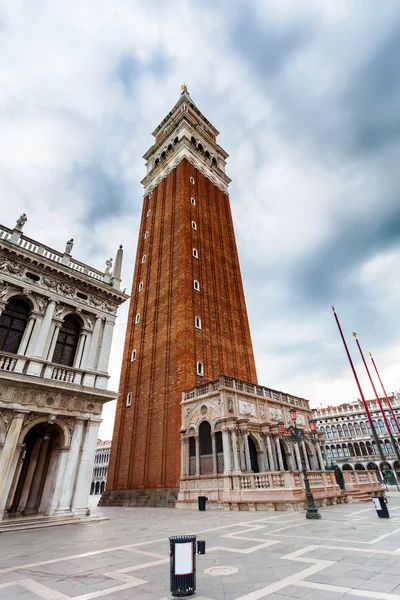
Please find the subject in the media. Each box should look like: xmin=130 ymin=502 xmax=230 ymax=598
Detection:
xmin=180 ymin=437 xmax=187 ymax=477
xmin=5 ymin=445 xmax=24 ymax=511
xmin=211 ymin=432 xmax=217 ymax=474
xmin=31 ymin=300 xmax=56 ymax=359
xmin=222 ymin=429 xmax=232 ymax=473
xmin=266 ymin=434 xmax=276 ymax=470
xmin=24 ymin=432 xmax=51 ymax=515
xmin=276 ymin=437 xmax=284 ymax=471
xmin=27 ymin=300 xmax=56 ymax=376
xmin=38 ymin=450 xmax=59 ymax=513
xmin=18 ymin=442 xmax=42 ymax=512
xmin=71 ymin=419 xmax=101 ymax=516
xmin=243 ymin=430 xmax=251 ymax=471
xmin=55 ymin=419 xmax=85 ymax=515
xmin=301 ymin=441 xmax=311 ymax=470
xmin=0 ymin=412 xmax=26 ymax=516
xmin=86 ymin=316 xmax=102 ymax=369
xmin=294 ymin=443 xmax=302 ymax=470
xmin=195 ymin=436 xmax=200 ymax=475
xmin=97 ymin=320 xmax=114 ymax=373
xmin=261 ymin=434 xmax=269 ymax=471
xmin=17 ymin=316 xmax=36 ymax=356
xmin=48 ymin=322 xmax=61 ymax=360
xmin=230 ymin=428 xmax=240 ymax=471
xmin=73 ymin=332 xmax=87 ymax=369
xmin=316 ymin=443 xmax=324 ymax=470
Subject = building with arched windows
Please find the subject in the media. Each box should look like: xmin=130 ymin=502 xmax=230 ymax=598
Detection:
xmin=90 ymin=439 xmax=111 ymax=496
xmin=176 ymin=376 xmax=383 ymax=511
xmin=315 ymin=396 xmax=400 ymax=481
xmin=0 ymin=217 xmax=128 ymax=521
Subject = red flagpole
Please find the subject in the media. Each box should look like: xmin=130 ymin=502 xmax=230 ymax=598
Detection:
xmin=370 ymin=353 xmax=400 ymax=435
xmin=353 ymin=333 xmax=392 ymax=435
xmin=331 ymin=307 xmax=384 ymax=460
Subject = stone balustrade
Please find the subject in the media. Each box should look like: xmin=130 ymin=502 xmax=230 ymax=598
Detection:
xmin=177 ymin=468 xmax=384 ymax=511
xmin=183 ymin=374 xmax=310 ymax=410
xmin=0 ymin=351 xmax=105 ymax=389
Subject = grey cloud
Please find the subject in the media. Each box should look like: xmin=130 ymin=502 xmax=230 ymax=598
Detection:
xmin=343 ymin=21 xmax=400 ymax=154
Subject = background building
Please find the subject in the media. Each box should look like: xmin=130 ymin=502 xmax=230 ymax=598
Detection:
xmin=0 ymin=216 xmax=127 ymax=520
xmin=104 ymin=87 xmax=257 ymax=507
xmin=91 ymin=439 xmax=111 ymax=496
xmin=315 ymin=395 xmax=400 ymax=480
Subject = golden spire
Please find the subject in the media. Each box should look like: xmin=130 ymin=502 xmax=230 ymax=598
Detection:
xmin=331 ymin=305 xmax=335 ymax=312
xmin=369 ymin=351 xmax=373 ymax=357
xmin=181 ymin=83 xmax=188 ymax=93
xmin=352 ymin=332 xmax=357 ymax=338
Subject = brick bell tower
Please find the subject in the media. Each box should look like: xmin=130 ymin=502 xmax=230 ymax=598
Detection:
xmin=104 ymin=86 xmax=257 ymax=506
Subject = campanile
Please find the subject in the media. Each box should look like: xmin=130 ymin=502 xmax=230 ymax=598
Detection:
xmin=104 ymin=87 xmax=257 ymax=506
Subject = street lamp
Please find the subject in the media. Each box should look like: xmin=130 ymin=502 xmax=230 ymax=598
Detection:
xmin=277 ymin=414 xmax=321 ymax=520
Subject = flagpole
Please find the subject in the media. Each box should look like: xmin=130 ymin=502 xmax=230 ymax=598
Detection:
xmin=331 ymin=307 xmax=385 ymax=461
xmin=353 ymin=333 xmax=400 ymax=471
xmin=370 ymin=353 xmax=400 ymax=435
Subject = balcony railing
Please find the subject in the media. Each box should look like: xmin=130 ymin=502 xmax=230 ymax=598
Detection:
xmin=0 ymin=351 xmax=107 ymax=390
xmin=0 ymin=352 xmax=18 ymax=372
xmin=0 ymin=224 xmax=105 ymax=283
xmin=183 ymin=375 xmax=310 ymax=409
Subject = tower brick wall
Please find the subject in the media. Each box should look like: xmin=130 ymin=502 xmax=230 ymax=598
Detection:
xmin=105 ymin=91 xmax=257 ymax=499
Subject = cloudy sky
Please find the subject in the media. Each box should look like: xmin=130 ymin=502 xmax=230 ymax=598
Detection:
xmin=1 ymin=1 xmax=400 ymax=438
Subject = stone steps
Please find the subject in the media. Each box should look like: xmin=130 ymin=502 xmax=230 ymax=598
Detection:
xmin=0 ymin=514 xmax=108 ymax=533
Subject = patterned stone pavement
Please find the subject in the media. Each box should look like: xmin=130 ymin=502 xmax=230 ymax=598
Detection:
xmin=1 ymin=493 xmax=400 ymax=600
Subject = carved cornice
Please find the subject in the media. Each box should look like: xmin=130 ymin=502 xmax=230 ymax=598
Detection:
xmin=0 ymin=252 xmax=120 ymax=316
xmin=0 ymin=248 xmax=127 ymax=310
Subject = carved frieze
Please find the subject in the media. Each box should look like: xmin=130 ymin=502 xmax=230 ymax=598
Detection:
xmin=0 ymin=258 xmax=24 ymax=276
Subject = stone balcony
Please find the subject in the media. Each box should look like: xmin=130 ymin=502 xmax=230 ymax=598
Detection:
xmin=183 ymin=374 xmax=310 ymax=411
xmin=0 ymin=350 xmax=108 ymax=390
xmin=177 ymin=468 xmax=383 ymax=511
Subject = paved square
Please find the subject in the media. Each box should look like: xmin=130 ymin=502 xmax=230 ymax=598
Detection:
xmin=1 ymin=494 xmax=400 ymax=600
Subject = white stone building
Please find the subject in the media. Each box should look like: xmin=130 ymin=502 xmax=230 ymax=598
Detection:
xmin=90 ymin=439 xmax=111 ymax=496
xmin=315 ymin=396 xmax=400 ymax=480
xmin=0 ymin=215 xmax=128 ymax=520
xmin=177 ymin=375 xmax=383 ymax=511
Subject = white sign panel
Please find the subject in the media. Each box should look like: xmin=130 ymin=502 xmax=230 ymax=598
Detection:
xmin=175 ymin=542 xmax=193 ymax=575
xmin=372 ymin=497 xmax=381 ymax=511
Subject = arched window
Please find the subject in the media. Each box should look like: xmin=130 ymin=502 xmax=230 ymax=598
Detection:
xmin=348 ymin=423 xmax=355 ymax=436
xmin=366 ymin=442 xmax=374 ymax=456
xmin=331 ymin=446 xmax=338 ymax=458
xmin=332 ymin=425 xmax=338 ymax=438
xmin=354 ymin=443 xmax=361 ymax=456
xmin=196 ymin=361 xmax=204 ymax=377
xmin=342 ymin=423 xmax=349 ymax=437
xmin=337 ymin=445 xmax=343 ymax=458
xmin=354 ymin=423 xmax=361 ymax=435
xmin=199 ymin=421 xmax=212 ymax=474
xmin=360 ymin=442 xmax=368 ymax=456
xmin=349 ymin=443 xmax=355 ymax=457
xmin=326 ymin=426 xmax=332 ymax=439
xmin=52 ymin=316 xmax=80 ymax=367
xmin=343 ymin=445 xmax=350 ymax=457
xmin=0 ymin=298 xmax=30 ymax=354
xmin=378 ymin=419 xmax=386 ymax=434
xmin=337 ymin=425 xmax=343 ymax=438
xmin=319 ymin=426 xmax=325 ymax=434
xmin=360 ymin=422 xmax=367 ymax=435
xmin=385 ymin=441 xmax=393 ymax=454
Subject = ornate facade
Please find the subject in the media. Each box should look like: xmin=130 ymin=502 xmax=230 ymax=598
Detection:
xmin=91 ymin=439 xmax=111 ymax=496
xmin=315 ymin=396 xmax=400 ymax=481
xmin=177 ymin=376 xmax=383 ymax=511
xmin=0 ymin=218 xmax=127 ymax=520
xmin=104 ymin=87 xmax=257 ymax=506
